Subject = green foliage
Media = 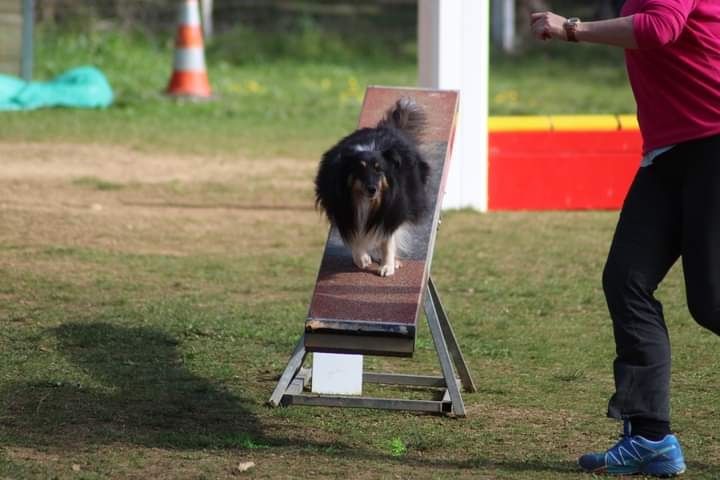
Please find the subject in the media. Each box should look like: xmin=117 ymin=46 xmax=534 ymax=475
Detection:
xmin=207 ymin=17 xmax=416 ymax=66
xmin=388 ymin=438 xmax=407 ymax=457
xmin=1 ymin=27 xmax=415 ymax=158
xmin=0 ymin=26 xmax=637 ymax=159
xmin=490 ymin=42 xmax=633 ymax=115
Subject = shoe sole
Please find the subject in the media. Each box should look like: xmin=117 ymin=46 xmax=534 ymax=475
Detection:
xmin=641 ymin=464 xmax=686 ymax=478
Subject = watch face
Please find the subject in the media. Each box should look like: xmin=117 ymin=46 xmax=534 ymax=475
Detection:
xmin=567 ymin=17 xmax=580 ymax=25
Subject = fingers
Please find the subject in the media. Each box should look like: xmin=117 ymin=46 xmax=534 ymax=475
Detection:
xmin=530 ymin=12 xmax=547 ymax=24
xmin=529 ymin=11 xmax=565 ymax=41
xmin=530 ymin=11 xmax=552 ymax=41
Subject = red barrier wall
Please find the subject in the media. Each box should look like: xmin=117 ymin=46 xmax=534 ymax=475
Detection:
xmin=488 ymin=130 xmax=643 ymax=210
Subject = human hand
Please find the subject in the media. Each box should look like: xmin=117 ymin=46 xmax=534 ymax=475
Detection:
xmin=530 ymin=11 xmax=568 ymax=41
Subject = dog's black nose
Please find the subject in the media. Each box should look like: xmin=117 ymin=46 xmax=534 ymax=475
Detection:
xmin=366 ymin=185 xmax=377 ymax=195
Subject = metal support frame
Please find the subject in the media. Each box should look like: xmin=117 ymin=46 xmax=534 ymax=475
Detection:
xmin=268 ymin=277 xmax=476 ymax=416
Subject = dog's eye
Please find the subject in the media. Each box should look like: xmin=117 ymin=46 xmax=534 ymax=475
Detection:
xmin=360 ymin=160 xmax=367 ymax=168
xmin=373 ymin=163 xmax=381 ymax=172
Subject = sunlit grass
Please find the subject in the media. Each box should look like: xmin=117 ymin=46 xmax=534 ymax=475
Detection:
xmin=0 ymin=28 xmax=636 ymax=158
xmin=0 ymin=28 xmax=687 ymax=478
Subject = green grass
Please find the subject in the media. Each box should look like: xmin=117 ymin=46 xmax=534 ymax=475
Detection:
xmin=490 ymin=42 xmax=633 ymax=115
xmin=72 ymin=176 xmax=125 ymax=191
xmin=2 ymin=209 xmax=719 ymax=479
xmin=2 ymin=25 xmax=715 ymax=480
xmin=0 ymin=28 xmax=414 ymax=158
xmin=0 ymin=27 xmax=635 ymax=157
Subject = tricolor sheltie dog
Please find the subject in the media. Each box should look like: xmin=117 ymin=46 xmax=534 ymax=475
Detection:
xmin=314 ymin=98 xmax=431 ymax=277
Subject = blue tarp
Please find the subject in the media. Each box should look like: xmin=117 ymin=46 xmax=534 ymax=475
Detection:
xmin=0 ymin=66 xmax=113 ymax=111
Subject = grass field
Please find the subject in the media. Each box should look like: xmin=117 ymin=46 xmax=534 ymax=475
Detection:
xmin=0 ymin=28 xmax=635 ymax=157
xmin=1 ymin=27 xmax=718 ymax=480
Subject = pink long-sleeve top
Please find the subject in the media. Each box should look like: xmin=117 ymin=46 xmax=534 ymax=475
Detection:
xmin=621 ymin=0 xmax=720 ymax=153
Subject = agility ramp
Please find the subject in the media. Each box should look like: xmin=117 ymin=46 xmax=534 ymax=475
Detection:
xmin=269 ymin=86 xmax=476 ymax=416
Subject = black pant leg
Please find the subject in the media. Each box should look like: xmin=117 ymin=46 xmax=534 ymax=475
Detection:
xmin=603 ymin=152 xmax=683 ymax=423
xmin=681 ymin=134 xmax=720 ymax=335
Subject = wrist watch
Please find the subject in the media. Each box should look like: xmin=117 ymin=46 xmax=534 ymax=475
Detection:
xmin=564 ymin=17 xmax=581 ymax=42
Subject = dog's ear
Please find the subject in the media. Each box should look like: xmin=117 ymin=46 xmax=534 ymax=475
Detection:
xmin=382 ymin=148 xmax=404 ymax=168
xmin=315 ymin=147 xmax=345 ymax=209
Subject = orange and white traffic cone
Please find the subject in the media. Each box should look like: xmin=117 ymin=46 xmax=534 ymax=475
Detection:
xmin=166 ymin=0 xmax=212 ymax=98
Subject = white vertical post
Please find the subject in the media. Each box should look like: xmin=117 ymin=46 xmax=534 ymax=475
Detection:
xmin=200 ymin=0 xmax=213 ymax=38
xmin=418 ymin=0 xmax=489 ymax=211
xmin=21 ymin=0 xmax=34 ymax=80
xmin=491 ymin=0 xmax=515 ymax=52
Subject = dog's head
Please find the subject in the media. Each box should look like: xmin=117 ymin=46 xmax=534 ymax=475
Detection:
xmin=346 ymin=149 xmax=395 ymax=203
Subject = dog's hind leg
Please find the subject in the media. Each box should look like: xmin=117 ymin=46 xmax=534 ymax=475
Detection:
xmin=379 ymin=234 xmax=398 ymax=277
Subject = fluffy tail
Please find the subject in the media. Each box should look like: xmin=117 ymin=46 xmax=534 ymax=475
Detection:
xmin=377 ymin=97 xmax=427 ymax=144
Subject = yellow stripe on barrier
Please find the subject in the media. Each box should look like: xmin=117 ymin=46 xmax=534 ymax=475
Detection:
xmin=617 ymin=114 xmax=639 ymax=130
xmin=551 ymin=115 xmax=619 ymax=131
xmin=488 ymin=115 xmax=640 ymax=132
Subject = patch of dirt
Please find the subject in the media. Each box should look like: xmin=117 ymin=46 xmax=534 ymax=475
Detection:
xmin=0 ymin=142 xmax=309 ymax=183
xmin=0 ymin=142 xmax=327 ymax=258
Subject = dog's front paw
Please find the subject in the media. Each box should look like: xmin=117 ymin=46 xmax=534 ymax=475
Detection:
xmin=378 ymin=263 xmax=396 ymax=277
xmin=353 ymin=252 xmax=372 ymax=270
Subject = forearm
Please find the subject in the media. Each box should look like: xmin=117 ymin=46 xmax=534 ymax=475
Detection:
xmin=576 ymin=16 xmax=638 ymax=49
xmin=531 ymin=11 xmax=639 ymax=49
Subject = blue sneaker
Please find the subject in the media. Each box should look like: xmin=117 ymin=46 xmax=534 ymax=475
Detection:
xmin=579 ymin=424 xmax=686 ymax=477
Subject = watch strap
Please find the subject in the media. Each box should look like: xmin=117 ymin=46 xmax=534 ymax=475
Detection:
xmin=564 ymin=18 xmax=580 ymax=42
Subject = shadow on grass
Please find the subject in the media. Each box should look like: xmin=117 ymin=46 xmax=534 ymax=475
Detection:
xmin=0 ymin=322 xmax=262 ymax=450
xmin=0 ymin=322 xmax=582 ymax=475
xmin=8 ymin=322 xmax=712 ymax=476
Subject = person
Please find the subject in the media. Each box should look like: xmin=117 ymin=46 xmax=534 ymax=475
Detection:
xmin=530 ymin=1 xmax=720 ymax=477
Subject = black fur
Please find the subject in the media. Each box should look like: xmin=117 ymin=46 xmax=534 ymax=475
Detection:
xmin=314 ymin=98 xmax=432 ymax=245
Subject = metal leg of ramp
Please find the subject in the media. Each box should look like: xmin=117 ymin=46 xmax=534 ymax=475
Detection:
xmin=268 ymin=277 xmax=476 ymax=417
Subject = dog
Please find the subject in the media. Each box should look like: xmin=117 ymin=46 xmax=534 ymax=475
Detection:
xmin=314 ymin=98 xmax=432 ymax=277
